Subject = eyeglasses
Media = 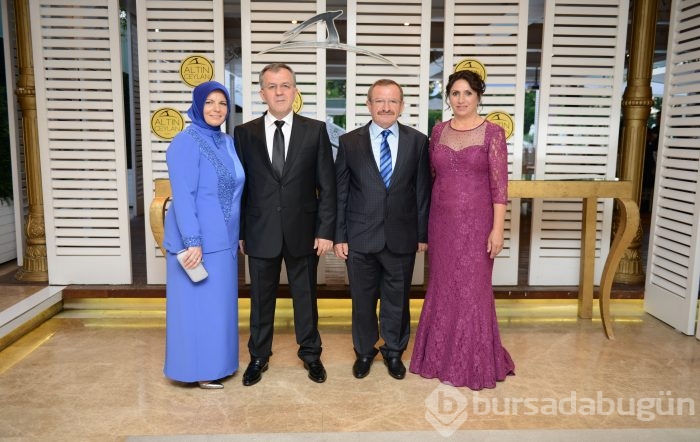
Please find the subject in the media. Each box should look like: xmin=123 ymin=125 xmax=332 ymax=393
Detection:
xmin=370 ymin=99 xmax=402 ymax=106
xmin=263 ymin=83 xmax=294 ymax=91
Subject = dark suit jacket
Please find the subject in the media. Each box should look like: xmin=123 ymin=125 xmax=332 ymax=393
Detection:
xmin=335 ymin=121 xmax=431 ymax=254
xmin=234 ymin=113 xmax=336 ymax=258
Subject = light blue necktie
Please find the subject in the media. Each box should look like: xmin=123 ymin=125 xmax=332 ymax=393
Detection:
xmin=379 ymin=129 xmax=392 ymax=188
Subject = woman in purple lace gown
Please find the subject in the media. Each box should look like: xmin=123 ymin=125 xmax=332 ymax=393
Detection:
xmin=410 ymin=70 xmax=515 ymax=389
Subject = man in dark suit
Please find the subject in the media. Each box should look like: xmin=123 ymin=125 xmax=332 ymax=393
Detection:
xmin=234 ymin=63 xmax=336 ymax=386
xmin=334 ymin=79 xmax=431 ymax=380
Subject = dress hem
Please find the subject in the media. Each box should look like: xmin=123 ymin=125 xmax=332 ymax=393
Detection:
xmin=409 ymin=368 xmax=515 ymax=391
xmin=164 ymin=367 xmax=238 ymax=384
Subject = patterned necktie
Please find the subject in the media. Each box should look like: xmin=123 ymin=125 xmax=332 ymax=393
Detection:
xmin=379 ymin=129 xmax=392 ymax=188
xmin=272 ymin=120 xmax=285 ymax=177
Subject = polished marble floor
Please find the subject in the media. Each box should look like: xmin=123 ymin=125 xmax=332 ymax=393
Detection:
xmin=0 ymin=292 xmax=699 ymax=441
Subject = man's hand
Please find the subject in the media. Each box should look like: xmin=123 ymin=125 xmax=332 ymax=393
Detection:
xmin=417 ymin=242 xmax=428 ymax=253
xmin=314 ymin=238 xmax=334 ymax=256
xmin=334 ymin=243 xmax=349 ymax=260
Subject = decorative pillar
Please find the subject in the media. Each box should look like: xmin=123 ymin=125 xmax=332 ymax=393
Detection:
xmin=13 ymin=0 xmax=48 ymax=282
xmin=614 ymin=0 xmax=658 ymax=285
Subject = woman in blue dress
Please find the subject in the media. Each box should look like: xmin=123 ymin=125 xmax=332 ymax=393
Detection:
xmin=163 ymin=81 xmax=245 ymax=389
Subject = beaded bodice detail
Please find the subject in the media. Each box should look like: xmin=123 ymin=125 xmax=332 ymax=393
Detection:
xmin=185 ymin=126 xmax=237 ymax=224
xmin=431 ymin=120 xmax=508 ymax=204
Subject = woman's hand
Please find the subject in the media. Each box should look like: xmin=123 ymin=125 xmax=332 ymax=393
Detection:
xmin=488 ymin=203 xmax=507 ymax=259
xmin=487 ymin=229 xmax=504 ymax=259
xmin=182 ymin=246 xmax=203 ymax=269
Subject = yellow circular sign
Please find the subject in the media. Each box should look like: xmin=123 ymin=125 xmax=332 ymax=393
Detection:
xmin=179 ymin=55 xmax=214 ymax=87
xmin=454 ymin=58 xmax=487 ymax=82
xmin=293 ymin=90 xmax=303 ymax=113
xmin=486 ymin=111 xmax=515 ymax=140
xmin=151 ymin=107 xmax=185 ymax=140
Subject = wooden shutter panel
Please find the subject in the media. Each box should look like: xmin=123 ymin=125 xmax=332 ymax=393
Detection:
xmin=443 ymin=0 xmax=529 ymax=285
xmin=30 ymin=0 xmax=131 ymax=284
xmin=139 ymin=0 xmax=224 ymax=284
xmin=644 ymin=0 xmax=700 ymax=336
xmin=529 ymin=0 xmax=628 ymax=285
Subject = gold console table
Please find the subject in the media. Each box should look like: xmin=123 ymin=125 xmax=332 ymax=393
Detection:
xmin=149 ymin=178 xmax=639 ymax=339
xmin=149 ymin=178 xmax=171 ymax=257
xmin=509 ymin=180 xmax=640 ymax=339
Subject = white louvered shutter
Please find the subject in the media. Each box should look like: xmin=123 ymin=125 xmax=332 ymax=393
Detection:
xmin=242 ymin=0 xmax=326 ymax=122
xmin=345 ymin=0 xmax=431 ymax=133
xmin=344 ymin=0 xmax=431 ymax=284
xmin=443 ymin=0 xmax=529 ymax=285
xmin=30 ymin=1 xmax=131 ymax=284
xmin=241 ymin=0 xmax=328 ymax=284
xmin=1 ymin=0 xmax=24 ymax=265
xmin=139 ymin=0 xmax=224 ymax=284
xmin=125 ymin=8 xmax=143 ymax=219
xmin=529 ymin=0 xmax=628 ymax=285
xmin=644 ymin=0 xmax=700 ymax=337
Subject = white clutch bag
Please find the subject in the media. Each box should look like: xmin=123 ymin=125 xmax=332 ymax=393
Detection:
xmin=176 ymin=249 xmax=209 ymax=282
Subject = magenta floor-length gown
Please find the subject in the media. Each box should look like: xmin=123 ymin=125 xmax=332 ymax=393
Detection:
xmin=409 ymin=119 xmax=515 ymax=390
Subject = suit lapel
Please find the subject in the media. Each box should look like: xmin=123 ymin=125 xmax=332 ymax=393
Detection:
xmin=357 ymin=123 xmax=383 ymax=183
xmin=391 ymin=123 xmax=411 ymax=184
xmin=252 ymin=116 xmax=277 ymax=178
xmin=284 ymin=114 xmax=305 ymax=177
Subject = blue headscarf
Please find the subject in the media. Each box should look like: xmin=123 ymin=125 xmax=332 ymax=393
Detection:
xmin=187 ymin=81 xmax=232 ymax=131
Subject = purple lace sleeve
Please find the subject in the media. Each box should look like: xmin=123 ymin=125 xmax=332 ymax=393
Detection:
xmin=429 ymin=121 xmax=447 ymax=152
xmin=488 ymin=122 xmax=509 ymax=204
xmin=429 ymin=121 xmax=448 ymax=175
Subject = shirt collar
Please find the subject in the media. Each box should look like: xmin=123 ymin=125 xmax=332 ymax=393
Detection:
xmin=265 ymin=111 xmax=293 ymax=128
xmin=370 ymin=121 xmax=398 ymax=139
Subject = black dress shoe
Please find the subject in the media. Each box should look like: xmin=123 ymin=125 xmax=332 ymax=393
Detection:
xmin=383 ymin=357 xmax=406 ymax=380
xmin=242 ymin=359 xmax=268 ymax=386
xmin=303 ymin=359 xmax=327 ymax=383
xmin=352 ymin=356 xmax=374 ymax=379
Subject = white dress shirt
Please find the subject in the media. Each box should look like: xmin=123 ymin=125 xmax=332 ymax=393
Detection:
xmin=369 ymin=121 xmax=398 ymax=171
xmin=264 ymin=111 xmax=293 ymax=162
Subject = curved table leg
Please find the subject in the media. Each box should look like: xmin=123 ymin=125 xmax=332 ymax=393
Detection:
xmin=149 ymin=179 xmax=172 ymax=256
xmin=598 ymin=198 xmax=640 ymax=339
